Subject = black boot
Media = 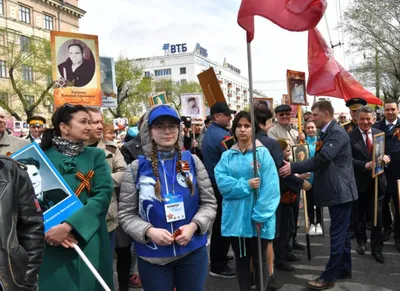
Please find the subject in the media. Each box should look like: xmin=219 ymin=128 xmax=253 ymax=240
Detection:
xmin=266 ymin=275 xmax=283 ymax=291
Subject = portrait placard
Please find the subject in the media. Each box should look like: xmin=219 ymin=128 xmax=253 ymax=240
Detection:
xmin=100 ymin=57 xmax=117 ymax=108
xmin=51 ymin=31 xmax=101 ymax=108
xmin=287 ymin=70 xmax=307 ymax=106
xmin=11 ymin=143 xmax=83 ymax=232
xmin=292 ymin=144 xmax=310 ymax=163
xmin=149 ymin=92 xmax=168 ymax=106
xmin=181 ymin=93 xmax=204 ymax=119
xmin=253 ymin=97 xmax=273 ymax=110
xmin=113 ymin=118 xmax=128 ymax=131
xmin=372 ymin=132 xmax=385 ymax=178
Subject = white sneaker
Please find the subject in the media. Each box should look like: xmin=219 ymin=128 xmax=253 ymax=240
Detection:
xmin=315 ymin=223 xmax=323 ymax=236
xmin=309 ymin=224 xmax=316 ymax=236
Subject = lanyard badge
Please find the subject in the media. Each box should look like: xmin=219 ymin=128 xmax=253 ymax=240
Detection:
xmin=162 ymin=193 xmax=186 ymax=223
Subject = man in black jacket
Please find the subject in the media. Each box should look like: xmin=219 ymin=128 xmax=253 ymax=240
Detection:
xmin=350 ymin=106 xmax=389 ymax=263
xmin=373 ymin=99 xmax=400 ymax=250
xmin=279 ymin=101 xmax=358 ymax=290
xmin=0 ymin=156 xmax=45 ymax=291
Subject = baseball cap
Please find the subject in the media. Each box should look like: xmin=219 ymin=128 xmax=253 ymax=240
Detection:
xmin=275 ymin=104 xmax=291 ymax=114
xmin=210 ymin=102 xmax=236 ymax=115
xmin=148 ymin=105 xmax=181 ymax=126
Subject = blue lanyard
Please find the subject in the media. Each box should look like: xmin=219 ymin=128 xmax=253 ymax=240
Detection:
xmin=158 ymin=153 xmax=177 ymax=194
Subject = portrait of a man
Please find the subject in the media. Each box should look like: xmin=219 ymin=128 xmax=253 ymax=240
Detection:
xmin=57 ymin=41 xmax=95 ymax=87
xmin=290 ymin=80 xmax=306 ymax=105
xmin=17 ymin=157 xmax=69 ymax=212
xmin=187 ymin=97 xmax=200 ymax=115
xmin=293 ymin=144 xmax=309 ymax=162
xmin=181 ymin=93 xmax=204 ymax=119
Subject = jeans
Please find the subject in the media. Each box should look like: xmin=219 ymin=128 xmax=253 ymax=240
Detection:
xmin=306 ymin=188 xmax=322 ymax=225
xmin=210 ymin=183 xmax=231 ymax=271
xmin=108 ymin=230 xmax=116 ymax=261
xmin=320 ymin=202 xmax=352 ymax=282
xmin=138 ymin=246 xmax=208 ymax=291
xmin=274 ymin=203 xmax=294 ymax=264
xmin=230 ymin=237 xmax=268 ymax=291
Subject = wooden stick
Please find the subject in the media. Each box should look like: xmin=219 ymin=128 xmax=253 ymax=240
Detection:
xmin=73 ymin=243 xmax=111 ymax=291
xmin=397 ymin=180 xmax=400 ymax=216
xmin=374 ymin=176 xmax=378 ymax=227
xmin=302 ymin=189 xmax=312 ymax=260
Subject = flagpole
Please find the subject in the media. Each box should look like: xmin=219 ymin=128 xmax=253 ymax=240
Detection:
xmin=246 ymin=41 xmax=264 ymax=291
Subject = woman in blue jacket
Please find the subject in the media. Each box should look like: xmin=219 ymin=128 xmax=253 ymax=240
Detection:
xmin=215 ymin=111 xmax=280 ymax=291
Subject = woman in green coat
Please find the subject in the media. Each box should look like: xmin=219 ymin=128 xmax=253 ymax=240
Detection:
xmin=39 ymin=104 xmax=114 ymax=291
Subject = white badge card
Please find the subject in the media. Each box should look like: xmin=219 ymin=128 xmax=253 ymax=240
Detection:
xmin=163 ymin=194 xmax=186 ymax=223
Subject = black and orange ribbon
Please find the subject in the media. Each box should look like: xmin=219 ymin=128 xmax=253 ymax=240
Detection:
xmin=75 ymin=170 xmax=95 ymax=197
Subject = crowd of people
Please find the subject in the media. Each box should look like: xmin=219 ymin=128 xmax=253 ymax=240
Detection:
xmin=2 ymin=96 xmax=400 ymax=291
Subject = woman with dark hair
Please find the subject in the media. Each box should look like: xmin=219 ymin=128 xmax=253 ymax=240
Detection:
xmin=215 ymin=111 xmax=280 ymax=291
xmin=118 ymin=104 xmax=217 ymax=291
xmin=39 ymin=103 xmax=114 ymax=291
xmin=57 ymin=43 xmax=95 ymax=87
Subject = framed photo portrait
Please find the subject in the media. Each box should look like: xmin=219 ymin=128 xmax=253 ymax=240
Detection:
xmin=372 ymin=132 xmax=385 ymax=178
xmin=287 ymin=70 xmax=307 ymax=106
xmin=181 ymin=93 xmax=204 ymax=119
xmin=149 ymin=92 xmax=168 ymax=106
xmin=11 ymin=143 xmax=83 ymax=232
xmin=113 ymin=118 xmax=128 ymax=131
xmin=253 ymin=98 xmax=273 ymax=111
xmin=292 ymin=144 xmax=310 ymax=162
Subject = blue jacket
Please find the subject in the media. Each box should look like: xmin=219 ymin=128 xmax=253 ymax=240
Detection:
xmin=305 ymin=135 xmax=318 ymax=184
xmin=292 ymin=121 xmax=358 ymax=207
xmin=202 ymin=123 xmax=231 ymax=184
xmin=134 ymin=151 xmax=207 ymax=258
xmin=214 ymin=141 xmax=280 ymax=240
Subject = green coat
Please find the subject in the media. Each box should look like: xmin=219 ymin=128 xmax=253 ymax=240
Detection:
xmin=39 ymin=147 xmax=114 ymax=291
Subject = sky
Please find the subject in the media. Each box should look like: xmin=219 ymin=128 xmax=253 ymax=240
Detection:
xmin=79 ymin=0 xmax=355 ymax=114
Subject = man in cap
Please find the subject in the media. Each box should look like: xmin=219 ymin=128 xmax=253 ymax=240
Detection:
xmin=268 ymin=104 xmax=306 ymax=253
xmin=342 ymin=98 xmax=367 ymax=133
xmin=26 ymin=116 xmax=46 ymax=143
xmin=0 ymin=107 xmax=29 ymax=155
xmin=202 ymin=101 xmax=236 ymax=278
xmin=338 ymin=113 xmax=348 ymax=125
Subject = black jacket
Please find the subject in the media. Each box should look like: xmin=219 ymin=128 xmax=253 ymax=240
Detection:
xmin=57 ymin=58 xmax=95 ymax=87
xmin=349 ymin=128 xmax=386 ymax=198
xmin=120 ymin=135 xmax=144 ymax=165
xmin=257 ymin=132 xmax=303 ymax=194
xmin=373 ymin=118 xmax=400 ymax=193
xmin=0 ymin=157 xmax=45 ymax=291
xmin=291 ymin=121 xmax=358 ymax=207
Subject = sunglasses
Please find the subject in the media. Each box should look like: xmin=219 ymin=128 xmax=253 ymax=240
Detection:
xmin=340 ymin=116 xmax=346 ymax=119
xmin=58 ymin=103 xmax=75 ymax=117
xmin=278 ymin=112 xmax=291 ymax=117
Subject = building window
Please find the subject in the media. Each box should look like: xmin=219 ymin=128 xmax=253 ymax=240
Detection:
xmin=20 ymin=36 xmax=31 ymax=52
xmin=0 ymin=0 xmax=4 ymax=15
xmin=44 ymin=15 xmax=54 ymax=30
xmin=19 ymin=5 xmax=31 ymax=24
xmin=22 ymin=65 xmax=34 ymax=82
xmin=0 ymin=60 xmax=6 ymax=78
xmin=154 ymin=68 xmax=171 ymax=77
xmin=144 ymin=71 xmax=151 ymax=78
xmin=25 ymin=95 xmax=34 ymax=106
xmin=180 ymin=79 xmax=187 ymax=85
xmin=180 ymin=67 xmax=186 ymax=74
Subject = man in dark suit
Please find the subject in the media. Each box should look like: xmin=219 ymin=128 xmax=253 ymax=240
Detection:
xmin=279 ymin=100 xmax=358 ymax=290
xmin=373 ymin=99 xmax=400 ymax=250
xmin=350 ymin=106 xmax=389 ymax=263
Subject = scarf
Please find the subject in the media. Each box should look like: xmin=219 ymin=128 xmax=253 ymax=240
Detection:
xmin=53 ymin=136 xmax=85 ymax=157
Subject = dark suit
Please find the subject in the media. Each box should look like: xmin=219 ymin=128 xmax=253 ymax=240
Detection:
xmin=39 ymin=188 xmax=69 ymax=212
xmin=349 ymin=128 xmax=386 ymax=252
xmin=373 ymin=118 xmax=400 ymax=238
xmin=291 ymin=120 xmax=358 ymax=283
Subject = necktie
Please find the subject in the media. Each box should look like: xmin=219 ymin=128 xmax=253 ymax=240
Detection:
xmin=388 ymin=123 xmax=393 ymax=131
xmin=364 ymin=130 xmax=372 ymax=155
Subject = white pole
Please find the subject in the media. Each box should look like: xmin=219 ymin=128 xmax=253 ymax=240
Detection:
xmin=247 ymin=41 xmax=264 ymax=291
xmin=72 ymin=243 xmax=111 ymax=291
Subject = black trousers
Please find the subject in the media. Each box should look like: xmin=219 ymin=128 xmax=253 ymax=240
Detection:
xmin=306 ymin=188 xmax=322 ymax=225
xmin=210 ymin=183 xmax=231 ymax=271
xmin=231 ymin=237 xmax=268 ymax=291
xmin=115 ymin=246 xmax=131 ymax=291
xmin=382 ymin=191 xmax=400 ymax=238
xmin=274 ymin=203 xmax=294 ymax=264
xmin=354 ymin=191 xmax=383 ymax=253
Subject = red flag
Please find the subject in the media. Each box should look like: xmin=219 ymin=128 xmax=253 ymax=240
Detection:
xmin=238 ymin=0 xmax=327 ymax=42
xmin=307 ymin=28 xmax=382 ymax=105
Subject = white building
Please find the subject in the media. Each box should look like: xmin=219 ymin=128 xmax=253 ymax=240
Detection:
xmin=134 ymin=43 xmax=252 ymax=113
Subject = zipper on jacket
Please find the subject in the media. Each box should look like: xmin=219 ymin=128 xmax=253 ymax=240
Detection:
xmin=161 ymin=159 xmax=177 ymax=256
